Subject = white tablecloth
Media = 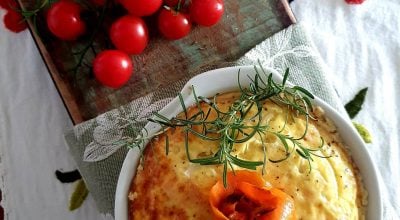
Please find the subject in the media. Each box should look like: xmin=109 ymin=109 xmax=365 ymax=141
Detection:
xmin=0 ymin=0 xmax=399 ymax=219
xmin=0 ymin=10 xmax=111 ymax=220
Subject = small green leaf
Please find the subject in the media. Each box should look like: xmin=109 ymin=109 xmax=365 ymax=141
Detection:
xmin=293 ymin=86 xmax=314 ymax=99
xmin=276 ymin=134 xmax=290 ymax=152
xmin=153 ymin=112 xmax=171 ymax=122
xmin=282 ymin=68 xmax=289 ymax=87
xmin=223 ymin=161 xmax=228 ymax=188
xmin=352 ymin=121 xmax=372 ymax=143
xmin=345 ymin=88 xmax=368 ymax=119
xmin=225 ymin=152 xmax=263 ymax=169
xmin=69 ymin=179 xmax=89 ymax=211
xmin=303 ymin=96 xmax=313 ymax=112
xmin=179 ymin=93 xmax=188 ymax=119
xmin=165 ymin=135 xmax=169 ymax=155
xmin=296 ymin=149 xmax=308 ymax=159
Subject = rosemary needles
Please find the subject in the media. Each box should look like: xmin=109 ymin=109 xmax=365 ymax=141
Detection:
xmin=144 ymin=66 xmax=327 ymax=187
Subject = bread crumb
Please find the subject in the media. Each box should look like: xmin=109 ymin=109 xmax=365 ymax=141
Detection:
xmin=128 ymin=192 xmax=138 ymax=201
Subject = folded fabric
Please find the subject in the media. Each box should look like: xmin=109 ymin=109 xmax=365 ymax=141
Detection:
xmin=65 ymin=23 xmax=348 ymax=215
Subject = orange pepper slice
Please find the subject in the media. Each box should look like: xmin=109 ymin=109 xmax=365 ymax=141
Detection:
xmin=209 ymin=170 xmax=296 ymax=220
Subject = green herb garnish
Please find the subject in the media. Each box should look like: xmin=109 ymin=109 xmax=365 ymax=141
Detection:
xmin=345 ymin=87 xmax=368 ymax=119
xmin=352 ymin=121 xmax=372 ymax=143
xmin=68 ymin=179 xmax=89 ymax=211
xmin=148 ymin=66 xmax=326 ymax=187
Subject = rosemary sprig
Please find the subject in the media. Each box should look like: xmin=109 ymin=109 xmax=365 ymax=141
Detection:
xmin=148 ymin=66 xmax=327 ymax=187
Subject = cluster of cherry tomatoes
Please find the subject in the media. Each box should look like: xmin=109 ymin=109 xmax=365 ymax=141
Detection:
xmin=45 ymin=0 xmax=224 ymax=88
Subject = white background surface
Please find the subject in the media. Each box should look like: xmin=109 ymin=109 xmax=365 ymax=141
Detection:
xmin=0 ymin=0 xmax=399 ymax=219
xmin=0 ymin=10 xmax=110 ymax=220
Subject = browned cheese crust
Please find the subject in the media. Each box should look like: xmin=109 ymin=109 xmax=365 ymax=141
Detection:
xmin=128 ymin=92 xmax=367 ymax=220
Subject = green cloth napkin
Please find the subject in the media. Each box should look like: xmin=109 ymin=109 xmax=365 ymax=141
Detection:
xmin=65 ymin=23 xmax=346 ymax=215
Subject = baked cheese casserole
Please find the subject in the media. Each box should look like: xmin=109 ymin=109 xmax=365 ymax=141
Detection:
xmin=128 ymin=92 xmax=367 ymax=220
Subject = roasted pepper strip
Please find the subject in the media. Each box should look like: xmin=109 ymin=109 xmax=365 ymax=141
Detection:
xmin=209 ymin=170 xmax=295 ymax=220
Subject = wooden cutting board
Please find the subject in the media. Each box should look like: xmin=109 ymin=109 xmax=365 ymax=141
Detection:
xmin=18 ymin=0 xmax=296 ymax=124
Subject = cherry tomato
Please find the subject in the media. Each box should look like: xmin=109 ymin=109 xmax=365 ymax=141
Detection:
xmin=92 ymin=50 xmax=133 ymax=88
xmin=119 ymin=0 xmax=162 ymax=17
xmin=110 ymin=15 xmax=148 ymax=55
xmin=46 ymin=0 xmax=86 ymax=40
xmin=164 ymin=0 xmax=185 ymax=7
xmin=3 ymin=10 xmax=27 ymax=33
xmin=158 ymin=8 xmax=191 ymax=40
xmin=0 ymin=0 xmax=17 ymax=10
xmin=90 ymin=0 xmax=105 ymax=6
xmin=189 ymin=0 xmax=224 ymax=27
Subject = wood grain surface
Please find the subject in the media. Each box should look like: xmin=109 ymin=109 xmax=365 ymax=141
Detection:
xmin=18 ymin=0 xmax=295 ymax=125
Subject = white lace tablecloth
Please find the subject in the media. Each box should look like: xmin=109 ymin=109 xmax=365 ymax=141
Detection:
xmin=0 ymin=0 xmax=399 ymax=219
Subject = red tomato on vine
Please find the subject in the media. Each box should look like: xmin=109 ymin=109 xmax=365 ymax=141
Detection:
xmin=119 ymin=0 xmax=162 ymax=17
xmin=89 ymin=0 xmax=105 ymax=6
xmin=1 ymin=0 xmax=27 ymax=33
xmin=164 ymin=0 xmax=185 ymax=7
xmin=92 ymin=50 xmax=133 ymax=89
xmin=3 ymin=10 xmax=27 ymax=33
xmin=189 ymin=0 xmax=224 ymax=27
xmin=0 ymin=0 xmax=17 ymax=10
xmin=158 ymin=8 xmax=191 ymax=40
xmin=110 ymin=15 xmax=149 ymax=55
xmin=46 ymin=0 xmax=86 ymax=40
xmin=345 ymin=0 xmax=365 ymax=4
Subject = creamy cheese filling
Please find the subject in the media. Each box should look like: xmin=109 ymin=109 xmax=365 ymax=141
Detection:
xmin=129 ymin=92 xmax=366 ymax=220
